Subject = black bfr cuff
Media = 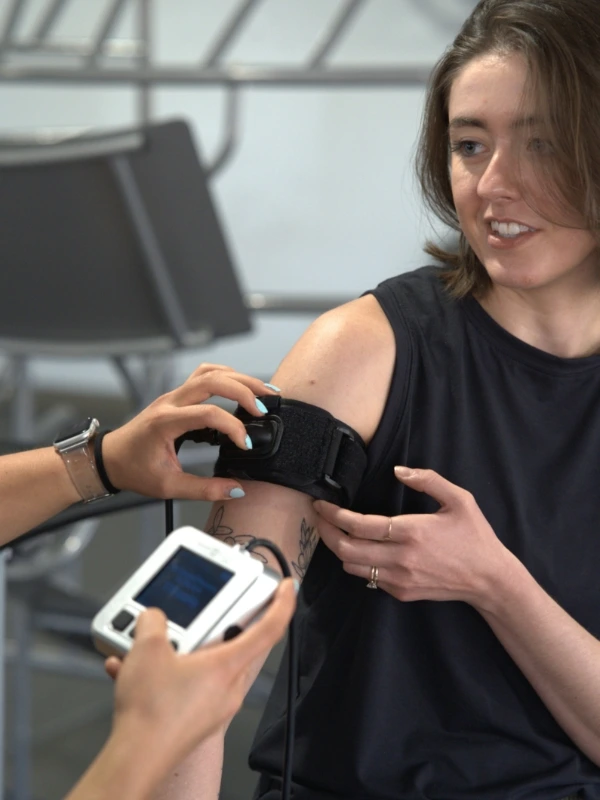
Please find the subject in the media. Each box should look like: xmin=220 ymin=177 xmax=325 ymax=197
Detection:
xmin=214 ymin=396 xmax=367 ymax=507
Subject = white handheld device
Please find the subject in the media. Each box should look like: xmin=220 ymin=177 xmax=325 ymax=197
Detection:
xmin=91 ymin=525 xmax=281 ymax=657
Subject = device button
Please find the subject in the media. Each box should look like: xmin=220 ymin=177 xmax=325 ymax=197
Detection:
xmin=111 ymin=610 xmax=134 ymax=632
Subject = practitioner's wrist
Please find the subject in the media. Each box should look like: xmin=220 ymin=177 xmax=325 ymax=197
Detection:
xmin=69 ymin=725 xmax=173 ymax=800
xmin=53 ymin=418 xmax=112 ymax=504
xmin=48 ymin=447 xmax=83 ymax=508
xmin=111 ymin=718 xmax=181 ymax=787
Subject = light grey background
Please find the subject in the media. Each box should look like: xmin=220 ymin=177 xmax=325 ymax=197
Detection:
xmin=0 ymin=0 xmax=470 ymax=394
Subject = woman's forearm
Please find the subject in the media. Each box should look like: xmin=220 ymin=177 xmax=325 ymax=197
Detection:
xmin=476 ymin=554 xmax=600 ymax=764
xmin=0 ymin=447 xmax=80 ymax=544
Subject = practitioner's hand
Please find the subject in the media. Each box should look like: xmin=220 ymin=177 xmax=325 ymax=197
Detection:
xmin=100 ymin=364 xmax=279 ymax=502
xmin=314 ymin=466 xmax=517 ymax=609
xmin=104 ymin=578 xmax=296 ymax=769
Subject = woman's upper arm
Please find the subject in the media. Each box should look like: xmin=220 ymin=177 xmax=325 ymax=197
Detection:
xmin=204 ymin=294 xmax=396 ymax=578
xmin=271 ymin=294 xmax=396 ymax=443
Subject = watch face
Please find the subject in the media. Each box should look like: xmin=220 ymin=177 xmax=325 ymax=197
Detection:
xmin=54 ymin=417 xmax=95 ymax=446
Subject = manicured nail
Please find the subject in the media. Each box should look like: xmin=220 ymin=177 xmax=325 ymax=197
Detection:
xmin=245 ymin=434 xmax=253 ymax=450
xmin=255 ymin=398 xmax=268 ymax=414
xmin=394 ymin=466 xmax=414 ymax=478
xmin=264 ymin=383 xmax=281 ymax=392
xmin=293 ymin=579 xmax=300 ymax=593
xmin=228 ymin=487 xmax=246 ymax=499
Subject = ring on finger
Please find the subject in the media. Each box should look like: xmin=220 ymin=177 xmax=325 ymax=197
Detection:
xmin=383 ymin=517 xmax=393 ymax=541
xmin=366 ymin=565 xmax=379 ymax=590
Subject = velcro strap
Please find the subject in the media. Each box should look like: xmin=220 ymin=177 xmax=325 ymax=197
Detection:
xmin=213 ymin=396 xmax=367 ymax=507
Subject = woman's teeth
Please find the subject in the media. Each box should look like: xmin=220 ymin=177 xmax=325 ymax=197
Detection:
xmin=490 ymin=221 xmax=535 ymax=239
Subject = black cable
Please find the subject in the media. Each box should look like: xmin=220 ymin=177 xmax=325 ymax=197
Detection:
xmin=165 ymin=498 xmax=174 ymax=534
xmin=244 ymin=539 xmax=296 ymax=800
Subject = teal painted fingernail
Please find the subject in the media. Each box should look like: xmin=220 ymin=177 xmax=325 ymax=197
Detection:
xmin=293 ymin=579 xmax=300 ymax=593
xmin=255 ymin=398 xmax=268 ymax=414
xmin=264 ymin=383 xmax=281 ymax=392
xmin=228 ymin=487 xmax=245 ymax=499
xmin=245 ymin=434 xmax=253 ymax=450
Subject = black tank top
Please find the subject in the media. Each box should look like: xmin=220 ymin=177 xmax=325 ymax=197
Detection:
xmin=250 ymin=266 xmax=600 ymax=800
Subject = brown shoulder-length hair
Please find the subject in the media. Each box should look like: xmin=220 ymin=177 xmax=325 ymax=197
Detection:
xmin=415 ymin=0 xmax=600 ymax=298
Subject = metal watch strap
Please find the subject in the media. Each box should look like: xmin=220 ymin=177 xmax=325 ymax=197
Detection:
xmin=60 ymin=441 xmax=111 ymax=503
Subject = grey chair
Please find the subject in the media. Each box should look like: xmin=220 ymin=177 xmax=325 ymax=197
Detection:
xmin=0 ymin=118 xmax=251 ymax=433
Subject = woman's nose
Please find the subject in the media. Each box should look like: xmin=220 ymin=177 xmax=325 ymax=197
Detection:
xmin=477 ymin=149 xmax=521 ymax=202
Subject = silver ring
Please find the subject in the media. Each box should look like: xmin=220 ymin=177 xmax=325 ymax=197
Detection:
xmin=366 ymin=565 xmax=379 ymax=589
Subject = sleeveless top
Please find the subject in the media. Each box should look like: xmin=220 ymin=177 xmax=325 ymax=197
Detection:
xmin=250 ymin=266 xmax=600 ymax=800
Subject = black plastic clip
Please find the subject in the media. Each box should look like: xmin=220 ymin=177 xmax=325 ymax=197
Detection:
xmin=174 ymin=427 xmax=220 ymax=454
xmin=322 ymin=424 xmax=356 ymax=496
xmin=174 ymin=410 xmax=283 ymax=459
xmin=241 ymin=416 xmax=283 ymax=459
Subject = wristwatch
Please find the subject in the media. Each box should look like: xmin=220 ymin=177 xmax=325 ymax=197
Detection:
xmin=53 ymin=417 xmax=112 ymax=503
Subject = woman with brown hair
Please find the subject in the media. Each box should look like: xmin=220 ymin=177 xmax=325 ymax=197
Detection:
xmin=165 ymin=1 xmax=600 ymax=798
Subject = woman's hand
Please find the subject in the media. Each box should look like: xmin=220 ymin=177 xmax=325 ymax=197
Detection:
xmin=100 ymin=363 xmax=279 ymax=502
xmin=104 ymin=579 xmax=296 ymax=757
xmin=314 ymin=466 xmax=518 ymax=609
xmin=64 ymin=580 xmax=297 ymax=800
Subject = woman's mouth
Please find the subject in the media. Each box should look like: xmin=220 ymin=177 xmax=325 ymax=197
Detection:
xmin=487 ymin=220 xmax=538 ymax=249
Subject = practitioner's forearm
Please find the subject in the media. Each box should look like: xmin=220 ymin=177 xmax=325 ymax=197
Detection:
xmin=64 ymin=726 xmax=171 ymax=800
xmin=0 ymin=447 xmax=80 ymax=543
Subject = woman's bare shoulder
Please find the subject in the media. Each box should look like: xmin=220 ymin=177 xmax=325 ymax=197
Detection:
xmin=271 ymin=294 xmax=395 ymax=444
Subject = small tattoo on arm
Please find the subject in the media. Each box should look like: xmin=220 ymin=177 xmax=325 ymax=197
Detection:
xmin=291 ymin=518 xmax=318 ymax=581
xmin=205 ymin=506 xmax=267 ymax=564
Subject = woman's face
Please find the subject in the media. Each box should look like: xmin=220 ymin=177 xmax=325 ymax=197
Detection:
xmin=448 ymin=52 xmax=599 ymax=294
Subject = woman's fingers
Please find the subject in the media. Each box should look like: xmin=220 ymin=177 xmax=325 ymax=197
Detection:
xmin=315 ymin=467 xmax=471 ymax=544
xmin=224 ymin=579 xmax=297 ymax=666
xmin=172 ymin=370 xmax=280 ymax=412
xmin=394 ymin=466 xmax=469 ymax=509
xmin=183 ymin=362 xmax=235 ymax=381
xmin=160 ymin=472 xmax=247 ymax=502
xmin=168 ymin=404 xmax=255 ymax=451
xmin=134 ymin=607 xmax=169 ymax=639
xmin=314 ymin=500 xmax=391 ymax=541
xmin=317 ymin=512 xmax=394 ymax=566
xmin=187 ymin=579 xmax=297 ymax=676
xmin=341 ymin=560 xmax=392 ymax=585
xmin=104 ymin=656 xmax=123 ymax=681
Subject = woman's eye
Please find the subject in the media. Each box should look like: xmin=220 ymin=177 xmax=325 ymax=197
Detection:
xmin=450 ymin=140 xmax=484 ymax=157
xmin=528 ymin=137 xmax=553 ymax=155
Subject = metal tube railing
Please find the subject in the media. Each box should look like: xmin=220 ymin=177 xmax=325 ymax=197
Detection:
xmin=307 ymin=0 xmax=366 ymax=68
xmin=7 ymin=38 xmax=142 ymax=57
xmin=202 ymin=0 xmax=264 ymax=67
xmin=31 ymin=0 xmax=68 ymax=42
xmin=86 ymin=0 xmax=130 ymax=65
xmin=0 ymin=0 xmax=26 ymax=59
xmin=245 ymin=293 xmax=353 ymax=314
xmin=137 ymin=0 xmax=151 ymax=124
xmin=0 ymin=64 xmax=433 ymax=86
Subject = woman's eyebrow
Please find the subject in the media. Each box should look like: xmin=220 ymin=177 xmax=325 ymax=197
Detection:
xmin=448 ymin=116 xmax=486 ymax=131
xmin=448 ymin=115 xmax=542 ymax=132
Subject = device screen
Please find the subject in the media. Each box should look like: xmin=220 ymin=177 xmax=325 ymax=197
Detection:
xmin=134 ymin=547 xmax=234 ymax=628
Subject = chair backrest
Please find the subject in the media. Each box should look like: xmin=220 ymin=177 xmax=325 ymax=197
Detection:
xmin=0 ymin=119 xmax=251 ymax=355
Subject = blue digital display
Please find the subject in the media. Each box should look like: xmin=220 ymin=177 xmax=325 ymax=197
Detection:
xmin=134 ymin=547 xmax=234 ymax=628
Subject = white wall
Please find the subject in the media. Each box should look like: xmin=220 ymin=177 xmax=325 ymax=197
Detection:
xmin=0 ymin=0 xmax=470 ymax=395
